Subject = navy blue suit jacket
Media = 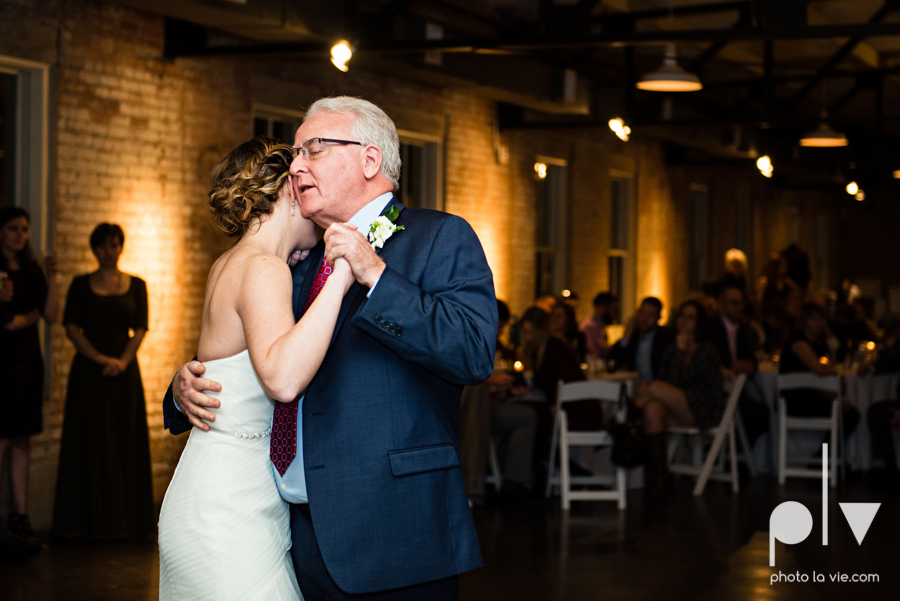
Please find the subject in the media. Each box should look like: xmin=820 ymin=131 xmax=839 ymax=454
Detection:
xmin=164 ymin=198 xmax=497 ymax=593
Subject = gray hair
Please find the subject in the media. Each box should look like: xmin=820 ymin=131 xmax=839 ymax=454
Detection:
xmin=305 ymin=97 xmax=401 ymax=189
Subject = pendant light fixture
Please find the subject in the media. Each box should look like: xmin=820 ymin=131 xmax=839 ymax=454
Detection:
xmin=636 ymin=43 xmax=703 ymax=92
xmin=799 ymin=120 xmax=848 ymax=147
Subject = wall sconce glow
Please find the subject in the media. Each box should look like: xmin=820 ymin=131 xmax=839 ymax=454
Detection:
xmin=756 ymin=155 xmax=773 ymax=178
xmin=534 ymin=162 xmax=548 ymax=180
xmin=513 ymin=361 xmax=524 ymax=372
xmin=330 ymin=41 xmax=353 ymax=72
xmin=560 ymin=289 xmax=571 ymax=298
xmin=855 ymin=191 xmax=865 ymax=201
xmin=893 ymin=170 xmax=900 ymax=179
xmin=845 ymin=181 xmax=859 ymax=195
xmin=866 ymin=341 xmax=876 ymax=351
xmin=636 ymin=43 xmax=703 ymax=92
xmin=608 ymin=118 xmax=631 ymax=141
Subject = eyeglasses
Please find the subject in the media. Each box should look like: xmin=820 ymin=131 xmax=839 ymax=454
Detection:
xmin=290 ymin=138 xmax=362 ymax=160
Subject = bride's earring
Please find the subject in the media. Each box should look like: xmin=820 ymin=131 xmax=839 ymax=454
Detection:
xmin=291 ymin=200 xmax=296 ymax=217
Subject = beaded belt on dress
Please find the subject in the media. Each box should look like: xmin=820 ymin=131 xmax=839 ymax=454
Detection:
xmin=205 ymin=427 xmax=272 ymax=439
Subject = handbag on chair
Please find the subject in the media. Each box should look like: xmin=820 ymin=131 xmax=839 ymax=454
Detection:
xmin=609 ymin=384 xmax=644 ymax=468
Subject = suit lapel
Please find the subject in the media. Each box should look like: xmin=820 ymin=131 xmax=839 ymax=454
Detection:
xmin=329 ymin=197 xmax=407 ymax=342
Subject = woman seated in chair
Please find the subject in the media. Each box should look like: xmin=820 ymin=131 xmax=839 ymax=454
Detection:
xmin=634 ymin=300 xmax=724 ymax=493
xmin=779 ymin=301 xmax=860 ymax=438
xmin=519 ymin=307 xmax=603 ymax=478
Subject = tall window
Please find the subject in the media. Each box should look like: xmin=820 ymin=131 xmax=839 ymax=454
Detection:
xmin=396 ymin=130 xmax=442 ymax=211
xmin=608 ymin=173 xmax=635 ymax=318
xmin=689 ymin=184 xmax=710 ymax=291
xmin=252 ymin=106 xmax=304 ymax=145
xmin=534 ymin=158 xmax=567 ymax=299
xmin=0 ymin=72 xmax=13 ymax=208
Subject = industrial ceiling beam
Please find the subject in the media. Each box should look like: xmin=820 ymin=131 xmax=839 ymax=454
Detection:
xmin=789 ymin=0 xmax=899 ymax=105
xmin=166 ymin=21 xmax=900 ymax=57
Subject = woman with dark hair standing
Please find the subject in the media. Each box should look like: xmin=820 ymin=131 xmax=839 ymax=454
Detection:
xmin=0 ymin=207 xmax=57 ymax=547
xmin=635 ymin=299 xmax=724 ymax=493
xmin=53 ymin=223 xmax=154 ymax=540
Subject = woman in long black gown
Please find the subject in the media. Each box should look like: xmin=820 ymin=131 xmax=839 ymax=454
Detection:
xmin=52 ymin=223 xmax=154 ymax=540
xmin=0 ymin=207 xmax=57 ymax=547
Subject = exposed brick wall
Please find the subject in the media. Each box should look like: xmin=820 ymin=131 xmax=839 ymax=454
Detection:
xmin=0 ymin=0 xmax=840 ymax=531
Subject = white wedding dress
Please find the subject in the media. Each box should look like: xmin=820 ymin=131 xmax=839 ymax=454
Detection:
xmin=158 ymin=350 xmax=302 ymax=601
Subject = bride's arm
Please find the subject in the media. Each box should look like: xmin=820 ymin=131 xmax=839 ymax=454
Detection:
xmin=239 ymin=254 xmax=354 ymax=402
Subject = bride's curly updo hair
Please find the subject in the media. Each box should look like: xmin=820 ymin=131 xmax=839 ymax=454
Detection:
xmin=208 ymin=135 xmax=294 ymax=242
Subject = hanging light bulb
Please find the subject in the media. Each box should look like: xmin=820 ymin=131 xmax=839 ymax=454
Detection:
xmin=330 ymin=40 xmax=353 ymax=72
xmin=799 ymin=110 xmax=847 ymax=147
xmin=855 ymin=191 xmax=865 ymax=201
xmin=608 ymin=118 xmax=631 ymax=141
xmin=756 ymin=155 xmax=773 ymax=178
xmin=846 ymin=181 xmax=859 ymax=195
xmin=636 ymin=43 xmax=703 ymax=92
xmin=534 ymin=162 xmax=547 ymax=180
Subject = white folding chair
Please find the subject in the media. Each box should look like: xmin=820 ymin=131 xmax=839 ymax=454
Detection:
xmin=666 ymin=374 xmax=747 ymax=496
xmin=545 ymin=379 xmax=627 ymax=510
xmin=777 ymin=373 xmax=842 ymax=487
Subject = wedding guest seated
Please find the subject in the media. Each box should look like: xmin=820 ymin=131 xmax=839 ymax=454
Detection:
xmin=580 ymin=292 xmax=618 ymax=360
xmin=485 ymin=300 xmax=537 ymax=500
xmin=607 ymin=296 xmax=675 ymax=380
xmin=634 ymin=300 xmax=724 ymax=494
xmin=779 ymin=302 xmax=860 ymax=440
xmin=706 ymin=283 xmax=769 ymax=446
xmin=519 ymin=307 xmax=602 ymax=482
xmin=550 ymin=301 xmax=587 ymax=363
xmin=866 ymin=320 xmax=900 ymax=489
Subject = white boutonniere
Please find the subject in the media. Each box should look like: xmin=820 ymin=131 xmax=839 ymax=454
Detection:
xmin=367 ymin=206 xmax=405 ymax=249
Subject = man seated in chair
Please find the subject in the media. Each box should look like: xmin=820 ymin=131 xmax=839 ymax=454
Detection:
xmin=607 ymin=296 xmax=674 ymax=381
xmin=705 ymin=283 xmax=770 ymax=448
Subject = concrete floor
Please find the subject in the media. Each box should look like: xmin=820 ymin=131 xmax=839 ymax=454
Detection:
xmin=2 ymin=473 xmax=897 ymax=601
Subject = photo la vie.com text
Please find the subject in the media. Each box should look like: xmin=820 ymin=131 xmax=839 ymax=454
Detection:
xmin=768 ymin=444 xmax=883 ymax=587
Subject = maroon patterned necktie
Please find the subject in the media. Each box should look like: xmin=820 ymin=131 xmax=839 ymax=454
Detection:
xmin=270 ymin=257 xmax=333 ymax=476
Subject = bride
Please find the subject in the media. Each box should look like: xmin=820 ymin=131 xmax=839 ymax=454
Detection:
xmin=158 ymin=136 xmax=353 ymax=600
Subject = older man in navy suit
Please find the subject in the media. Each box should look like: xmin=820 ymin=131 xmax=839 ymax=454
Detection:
xmin=164 ymin=97 xmax=497 ymax=599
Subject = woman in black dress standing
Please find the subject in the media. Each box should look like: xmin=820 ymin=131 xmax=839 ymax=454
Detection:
xmin=0 ymin=207 xmax=57 ymax=547
xmin=53 ymin=223 xmax=154 ymax=540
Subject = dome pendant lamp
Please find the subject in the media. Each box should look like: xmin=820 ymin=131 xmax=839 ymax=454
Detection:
xmin=636 ymin=43 xmax=703 ymax=92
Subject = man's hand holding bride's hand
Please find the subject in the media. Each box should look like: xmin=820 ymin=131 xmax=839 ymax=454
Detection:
xmin=324 ymin=223 xmax=385 ymax=289
xmin=174 ymin=360 xmax=223 ymax=431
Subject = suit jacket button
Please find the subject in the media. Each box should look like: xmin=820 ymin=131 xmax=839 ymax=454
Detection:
xmin=375 ymin=315 xmax=383 ymax=324
xmin=395 ymin=326 xmax=403 ymax=336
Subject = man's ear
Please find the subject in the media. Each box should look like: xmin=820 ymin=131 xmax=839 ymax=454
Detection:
xmin=362 ymin=145 xmax=383 ymax=180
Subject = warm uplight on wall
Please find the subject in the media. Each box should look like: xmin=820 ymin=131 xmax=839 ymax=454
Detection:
xmin=331 ymin=41 xmax=353 ymax=72
xmin=608 ymin=117 xmax=631 ymax=141
xmin=636 ymin=43 xmax=703 ymax=92
xmin=534 ymin=162 xmax=547 ymax=179
xmin=756 ymin=155 xmax=773 ymax=178
xmin=846 ymin=181 xmax=859 ymax=195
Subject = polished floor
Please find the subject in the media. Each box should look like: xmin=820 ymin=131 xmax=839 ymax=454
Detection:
xmin=2 ymin=473 xmax=897 ymax=601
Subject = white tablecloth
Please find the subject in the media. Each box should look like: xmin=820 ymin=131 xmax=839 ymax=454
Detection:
xmin=745 ymin=370 xmax=899 ymax=472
